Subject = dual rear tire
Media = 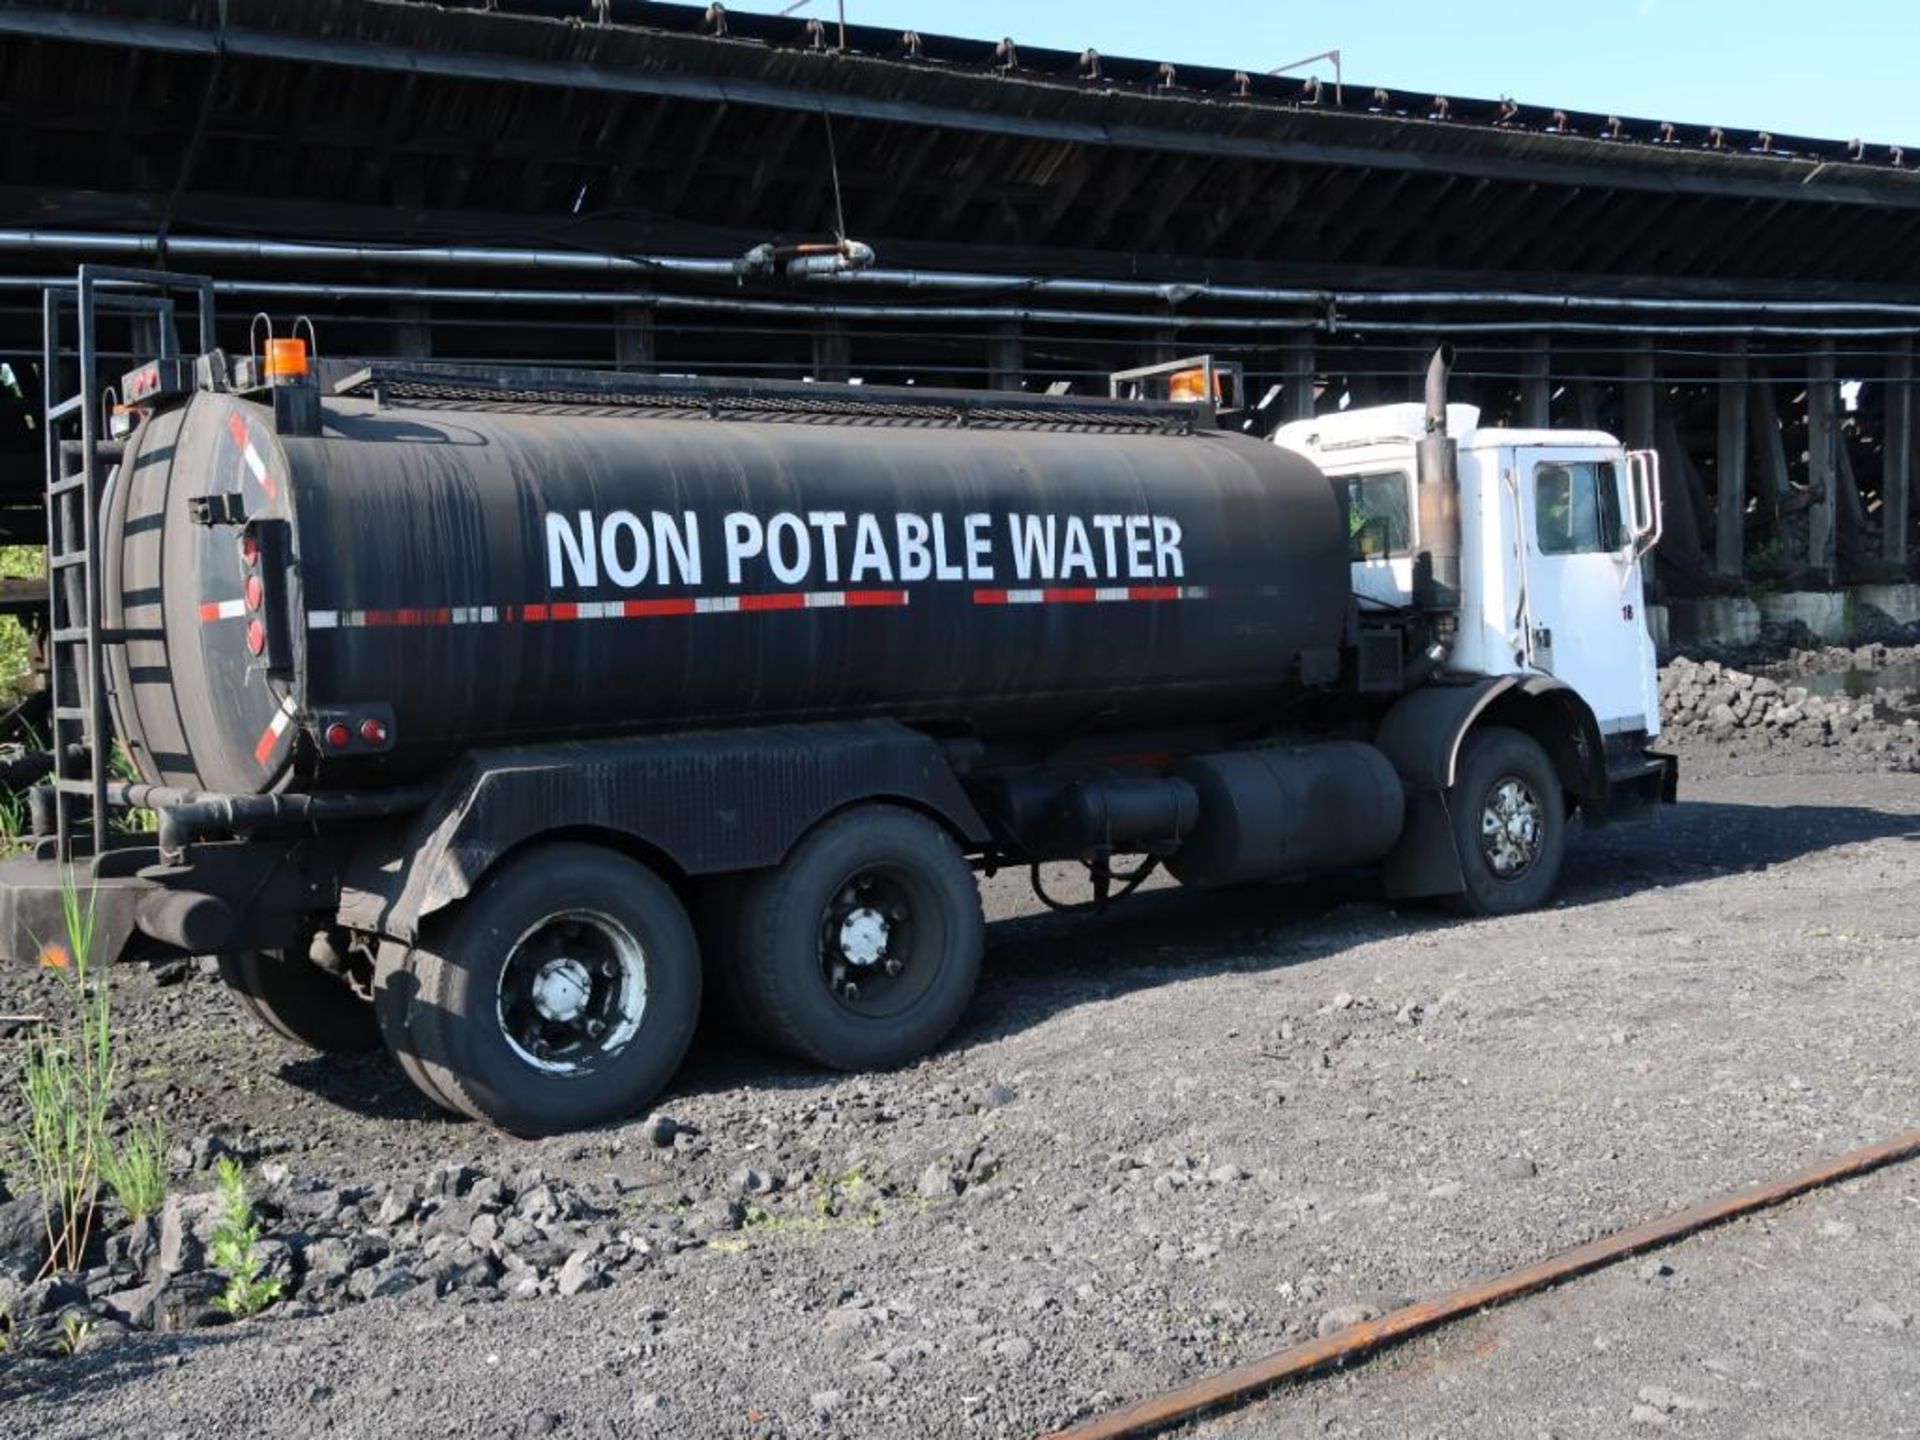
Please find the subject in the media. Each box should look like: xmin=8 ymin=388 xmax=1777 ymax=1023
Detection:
xmin=375 ymin=808 xmax=983 ymax=1136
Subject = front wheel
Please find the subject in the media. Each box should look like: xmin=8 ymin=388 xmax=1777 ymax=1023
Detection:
xmin=392 ymin=843 xmax=702 ymax=1136
xmin=1442 ymin=725 xmax=1567 ymax=916
xmin=724 ymin=805 xmax=984 ymax=1071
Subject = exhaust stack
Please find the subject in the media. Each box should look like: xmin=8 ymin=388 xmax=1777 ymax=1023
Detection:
xmin=1414 ymin=345 xmax=1462 ymax=612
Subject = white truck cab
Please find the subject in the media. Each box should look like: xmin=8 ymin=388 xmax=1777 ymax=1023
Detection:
xmin=1274 ymin=402 xmax=1664 ymax=746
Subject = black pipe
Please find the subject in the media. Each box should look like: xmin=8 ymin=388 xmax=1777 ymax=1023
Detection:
xmin=129 ymin=784 xmax=438 ymax=851
xmin=1413 ymin=345 xmax=1463 ymax=613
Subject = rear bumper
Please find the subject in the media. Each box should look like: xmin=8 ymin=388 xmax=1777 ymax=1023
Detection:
xmin=0 ymin=854 xmax=161 ymax=967
xmin=1602 ymin=749 xmax=1679 ymax=824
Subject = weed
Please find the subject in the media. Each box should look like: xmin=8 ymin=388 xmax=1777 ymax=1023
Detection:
xmin=0 ymin=546 xmax=41 ymax=702
xmin=99 ymin=1116 xmax=169 ymax=1221
xmin=13 ymin=877 xmax=113 ymax=1275
xmin=55 ymin=1312 xmax=91 ymax=1357
xmin=209 ymin=1157 xmax=281 ymax=1319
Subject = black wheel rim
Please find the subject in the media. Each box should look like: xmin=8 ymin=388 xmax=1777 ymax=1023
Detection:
xmin=817 ymin=865 xmax=939 ymax=1019
xmin=494 ymin=910 xmax=648 ymax=1075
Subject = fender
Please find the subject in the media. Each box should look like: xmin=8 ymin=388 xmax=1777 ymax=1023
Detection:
xmin=1372 ymin=675 xmax=1607 ymax=899
xmin=340 ymin=719 xmax=988 ymax=941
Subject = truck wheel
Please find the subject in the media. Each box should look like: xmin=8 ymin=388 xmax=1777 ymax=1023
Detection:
xmin=730 ymin=806 xmax=983 ymax=1071
xmin=371 ymin=941 xmax=465 ymax=1118
xmin=1443 ymin=725 xmax=1566 ymax=916
xmin=396 ymin=844 xmax=701 ymax=1137
xmin=215 ymin=950 xmax=380 ymax=1053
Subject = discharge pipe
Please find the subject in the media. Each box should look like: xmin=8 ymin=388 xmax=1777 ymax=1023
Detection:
xmin=1413 ymin=344 xmax=1461 ymax=613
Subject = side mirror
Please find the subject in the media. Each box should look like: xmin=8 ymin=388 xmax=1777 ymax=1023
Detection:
xmin=1624 ymin=449 xmax=1663 ymax=558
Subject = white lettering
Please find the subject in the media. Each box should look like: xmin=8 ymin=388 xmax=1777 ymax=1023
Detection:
xmin=1093 ymin=515 xmax=1123 ymax=578
xmin=546 ymin=510 xmax=597 ymax=589
xmin=1125 ymin=515 xmax=1153 ymax=579
xmin=723 ymin=512 xmax=764 ymax=585
xmin=1153 ymin=516 xmax=1185 ymax=579
xmin=1007 ymin=513 xmax=1055 ymax=582
xmin=766 ymin=513 xmax=811 ymax=585
xmin=807 ymin=511 xmax=848 ymax=584
xmin=1058 ymin=516 xmax=1096 ymax=580
xmin=652 ymin=511 xmax=701 ymax=585
xmin=964 ymin=513 xmax=994 ymax=581
xmin=600 ymin=510 xmax=651 ymax=587
xmin=896 ymin=513 xmax=933 ymax=582
xmin=929 ymin=514 xmax=964 ymax=581
xmin=849 ymin=512 xmax=894 ymax=583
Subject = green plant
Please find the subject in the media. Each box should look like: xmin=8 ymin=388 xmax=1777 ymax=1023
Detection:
xmin=13 ymin=877 xmax=113 ymax=1275
xmin=209 ymin=1157 xmax=281 ymax=1319
xmin=98 ymin=1116 xmax=169 ymax=1221
xmin=107 ymin=745 xmax=155 ymax=835
xmin=55 ymin=1312 xmax=91 ymax=1357
xmin=0 ymin=546 xmax=41 ymax=702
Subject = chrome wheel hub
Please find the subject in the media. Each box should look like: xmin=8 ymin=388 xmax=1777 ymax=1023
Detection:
xmin=838 ymin=907 xmax=891 ymax=968
xmin=530 ymin=956 xmax=592 ymax=1023
xmin=496 ymin=911 xmax=648 ymax=1075
xmin=820 ymin=870 xmax=918 ymax=1014
xmin=1480 ymin=777 xmax=1544 ymax=878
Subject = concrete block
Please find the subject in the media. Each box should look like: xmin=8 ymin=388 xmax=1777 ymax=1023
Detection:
xmin=1645 ymin=603 xmax=1670 ymax=654
xmin=1757 ymin=591 xmax=1850 ymax=644
xmin=1853 ymin=583 xmax=1920 ymax=629
xmin=1664 ymin=597 xmax=1759 ymax=648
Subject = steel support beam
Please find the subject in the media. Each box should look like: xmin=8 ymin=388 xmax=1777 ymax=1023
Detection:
xmin=988 ymin=320 xmax=1023 ymax=392
xmin=1714 ymin=339 xmax=1748 ymax=578
xmin=1886 ymin=342 xmax=1913 ymax=569
xmin=4 ymin=7 xmax=1908 ymax=210
xmin=614 ymin=302 xmax=656 ymax=373
xmin=1281 ymin=339 xmax=1316 ymax=422
xmin=1623 ymin=341 xmax=1656 ymax=451
xmin=1808 ymin=345 xmax=1839 ymax=583
xmin=1520 ymin=335 xmax=1551 ymax=429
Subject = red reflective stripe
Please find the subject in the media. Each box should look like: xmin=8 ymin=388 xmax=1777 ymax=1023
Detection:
xmin=252 ymin=724 xmax=280 ymax=766
xmin=1129 ymin=585 xmax=1182 ymax=601
xmin=522 ymin=604 xmax=550 ymax=622
xmin=258 ymin=471 xmax=279 ymax=500
xmin=1043 ymin=587 xmax=1099 ymax=604
xmin=845 ymin=589 xmax=909 ymax=608
xmin=739 ymin=592 xmax=808 ymax=613
xmin=548 ymin=602 xmax=579 ymax=621
xmin=972 ymin=589 xmax=1010 ymax=606
xmin=226 ymin=412 xmax=249 ymax=449
xmin=623 ymin=598 xmax=699 ymax=618
xmin=197 ymin=601 xmax=222 ymax=622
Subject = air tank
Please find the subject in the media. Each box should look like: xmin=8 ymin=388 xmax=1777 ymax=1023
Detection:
xmin=101 ymin=384 xmax=1351 ymax=796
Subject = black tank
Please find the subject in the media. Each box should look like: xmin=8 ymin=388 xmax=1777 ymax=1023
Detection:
xmin=102 ymin=382 xmax=1350 ymax=795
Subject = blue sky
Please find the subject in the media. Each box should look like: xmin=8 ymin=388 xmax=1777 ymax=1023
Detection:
xmin=728 ymin=2 xmax=1915 ymax=144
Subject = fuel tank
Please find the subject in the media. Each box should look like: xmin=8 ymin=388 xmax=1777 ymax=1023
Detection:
xmin=102 ymin=383 xmax=1351 ymax=795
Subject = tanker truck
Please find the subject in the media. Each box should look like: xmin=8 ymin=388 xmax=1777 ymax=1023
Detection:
xmin=3 ymin=268 xmax=1673 ymax=1136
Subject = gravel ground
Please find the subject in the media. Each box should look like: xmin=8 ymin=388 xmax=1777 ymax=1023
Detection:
xmin=2 ymin=716 xmax=1918 ymax=1437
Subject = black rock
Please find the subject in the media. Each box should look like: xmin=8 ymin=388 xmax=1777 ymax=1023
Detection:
xmin=16 ymin=1275 xmax=88 ymax=1320
xmin=0 ymin=1193 xmax=46 ymax=1285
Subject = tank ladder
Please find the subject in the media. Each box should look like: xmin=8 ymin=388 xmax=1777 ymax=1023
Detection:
xmin=40 ymin=266 xmax=216 ymax=861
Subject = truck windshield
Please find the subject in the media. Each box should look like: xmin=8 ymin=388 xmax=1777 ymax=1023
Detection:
xmin=1347 ymin=471 xmax=1411 ymax=559
xmin=1535 ymin=461 xmax=1623 ymax=555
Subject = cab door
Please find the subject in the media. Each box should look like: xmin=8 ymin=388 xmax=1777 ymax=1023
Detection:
xmin=1517 ymin=447 xmax=1659 ymax=737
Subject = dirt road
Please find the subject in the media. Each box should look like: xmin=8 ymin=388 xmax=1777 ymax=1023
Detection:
xmin=3 ymin=746 xmax=1917 ymax=1438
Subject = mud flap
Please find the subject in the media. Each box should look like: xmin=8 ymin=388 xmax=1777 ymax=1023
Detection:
xmin=1382 ymin=789 xmax=1466 ymax=900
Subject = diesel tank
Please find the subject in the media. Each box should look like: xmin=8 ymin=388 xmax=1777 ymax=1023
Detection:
xmin=102 ymin=381 xmax=1351 ymax=796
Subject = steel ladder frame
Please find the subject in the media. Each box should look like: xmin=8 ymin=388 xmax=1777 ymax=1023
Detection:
xmin=40 ymin=265 xmax=216 ymax=861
